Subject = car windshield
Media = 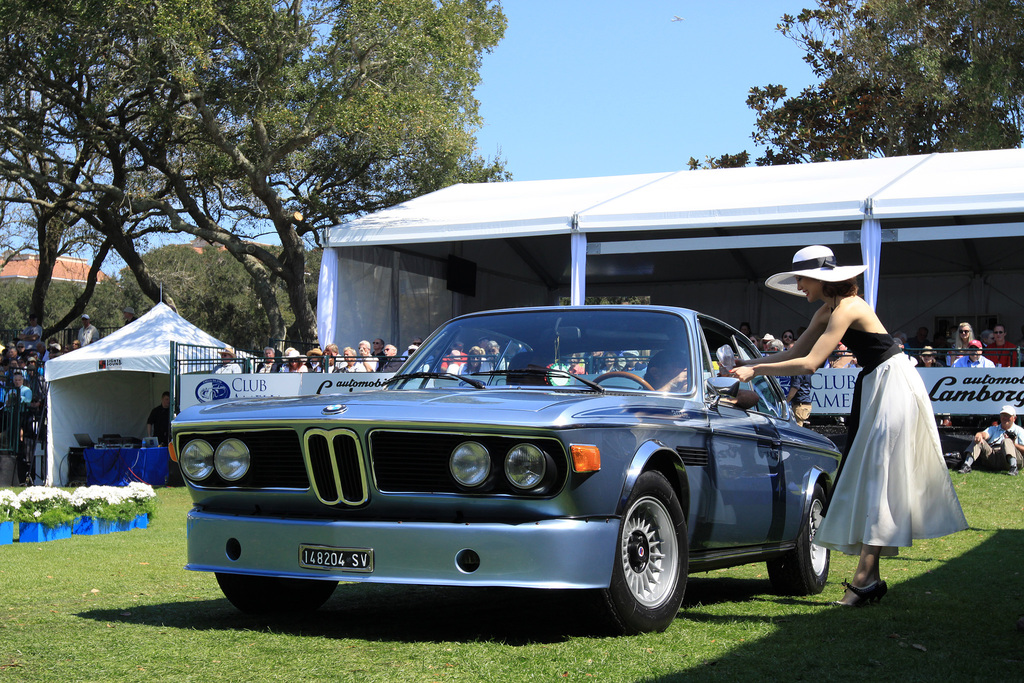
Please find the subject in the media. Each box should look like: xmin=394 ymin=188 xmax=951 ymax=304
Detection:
xmin=392 ymin=308 xmax=693 ymax=394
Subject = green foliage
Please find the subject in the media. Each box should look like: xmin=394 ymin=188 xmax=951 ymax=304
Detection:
xmin=117 ymin=243 xmax=287 ymax=349
xmin=0 ymin=280 xmax=122 ymax=340
xmin=687 ymin=151 xmax=751 ymax=170
xmin=750 ymin=0 xmax=1024 ymax=165
xmin=0 ymin=0 xmax=507 ymax=343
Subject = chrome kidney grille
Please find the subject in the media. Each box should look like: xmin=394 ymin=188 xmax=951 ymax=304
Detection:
xmin=303 ymin=428 xmax=368 ymax=506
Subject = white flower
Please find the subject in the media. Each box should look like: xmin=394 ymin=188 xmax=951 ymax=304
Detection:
xmin=18 ymin=486 xmax=71 ymax=504
xmin=33 ymin=510 xmax=41 ymax=518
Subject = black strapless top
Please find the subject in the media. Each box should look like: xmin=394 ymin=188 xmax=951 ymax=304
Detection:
xmin=842 ymin=328 xmax=901 ymax=374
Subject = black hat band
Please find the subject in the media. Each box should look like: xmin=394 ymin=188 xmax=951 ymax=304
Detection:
xmin=791 ymin=255 xmax=836 ymax=270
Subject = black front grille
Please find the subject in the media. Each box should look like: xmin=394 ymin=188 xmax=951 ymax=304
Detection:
xmin=176 ymin=429 xmax=308 ymax=488
xmin=371 ymin=430 xmax=567 ymax=495
xmin=304 ymin=429 xmax=367 ymax=505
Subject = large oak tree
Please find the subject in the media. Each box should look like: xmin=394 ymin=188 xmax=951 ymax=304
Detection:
xmin=0 ymin=0 xmax=506 ymax=341
xmin=749 ymin=0 xmax=1024 ymax=165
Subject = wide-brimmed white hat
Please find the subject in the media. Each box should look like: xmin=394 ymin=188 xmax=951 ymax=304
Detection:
xmin=765 ymin=245 xmax=867 ymax=296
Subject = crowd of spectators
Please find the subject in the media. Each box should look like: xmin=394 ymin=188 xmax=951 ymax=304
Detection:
xmin=1 ymin=313 xmax=77 ymax=485
xmin=2 ymin=308 xmax=115 ymax=421
xmin=740 ymin=321 xmax=1023 ymax=369
xmin=236 ymin=336 xmax=425 ymax=374
xmin=235 ymin=320 xmax=1023 ymax=378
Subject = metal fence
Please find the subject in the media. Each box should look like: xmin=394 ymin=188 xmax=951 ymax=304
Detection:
xmin=0 ymin=398 xmax=22 ymax=457
xmin=1 ymin=325 xmax=120 ymax=352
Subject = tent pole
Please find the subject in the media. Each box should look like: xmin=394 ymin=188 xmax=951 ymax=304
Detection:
xmin=570 ymin=227 xmax=586 ymax=305
xmin=860 ymin=200 xmax=881 ymax=310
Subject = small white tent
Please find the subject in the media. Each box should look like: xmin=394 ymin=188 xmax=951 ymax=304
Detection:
xmin=44 ymin=303 xmax=230 ymax=485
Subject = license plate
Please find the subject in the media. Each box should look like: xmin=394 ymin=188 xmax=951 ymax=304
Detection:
xmin=298 ymin=544 xmax=373 ymax=572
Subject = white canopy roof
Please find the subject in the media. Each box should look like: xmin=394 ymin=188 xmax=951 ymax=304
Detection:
xmin=328 ymin=148 xmax=1024 ymax=246
xmin=45 ymin=303 xmax=228 ymax=382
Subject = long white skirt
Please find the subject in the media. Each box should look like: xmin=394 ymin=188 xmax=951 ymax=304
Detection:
xmin=814 ymin=354 xmax=968 ymax=556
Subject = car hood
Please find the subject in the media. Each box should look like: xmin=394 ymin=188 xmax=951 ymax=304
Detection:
xmin=173 ymin=387 xmax=700 ymax=429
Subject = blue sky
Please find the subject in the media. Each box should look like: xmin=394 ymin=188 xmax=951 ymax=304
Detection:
xmin=473 ymin=1 xmax=816 ymax=181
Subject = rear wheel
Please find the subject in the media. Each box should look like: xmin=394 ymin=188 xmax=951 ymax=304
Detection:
xmin=215 ymin=573 xmax=338 ymax=614
xmin=601 ymin=471 xmax=688 ymax=634
xmin=767 ymin=483 xmax=829 ymax=595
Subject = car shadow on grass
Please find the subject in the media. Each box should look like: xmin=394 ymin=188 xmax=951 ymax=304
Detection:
xmin=74 ymin=529 xmax=1023 ymax=655
xmin=76 ymin=583 xmax=619 ymax=644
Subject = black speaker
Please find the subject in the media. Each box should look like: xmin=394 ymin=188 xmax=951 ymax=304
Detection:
xmin=446 ymin=255 xmax=477 ymax=297
xmin=67 ymin=447 xmax=87 ymax=484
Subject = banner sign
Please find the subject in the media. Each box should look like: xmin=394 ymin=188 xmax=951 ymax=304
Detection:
xmin=179 ymin=372 xmax=395 ymax=411
xmin=179 ymin=368 xmax=1024 ymax=416
xmin=812 ymin=367 xmax=1024 ymax=416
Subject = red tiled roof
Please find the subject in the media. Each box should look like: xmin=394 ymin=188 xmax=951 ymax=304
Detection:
xmin=0 ymin=255 xmax=109 ymax=283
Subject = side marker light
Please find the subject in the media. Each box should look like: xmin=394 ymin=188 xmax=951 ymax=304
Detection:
xmin=570 ymin=444 xmax=601 ymax=472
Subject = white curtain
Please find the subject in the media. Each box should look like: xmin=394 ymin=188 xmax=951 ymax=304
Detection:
xmin=317 ymin=247 xmax=340 ymax=347
xmin=570 ymin=231 xmax=586 ymax=305
xmin=398 ymin=268 xmax=451 ymax=347
xmin=860 ymin=217 xmax=882 ymax=310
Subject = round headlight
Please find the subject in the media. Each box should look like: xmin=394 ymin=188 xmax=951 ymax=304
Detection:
xmin=449 ymin=441 xmax=491 ymax=487
xmin=505 ymin=443 xmax=547 ymax=489
xmin=181 ymin=439 xmax=214 ymax=480
xmin=214 ymin=438 xmax=251 ymax=481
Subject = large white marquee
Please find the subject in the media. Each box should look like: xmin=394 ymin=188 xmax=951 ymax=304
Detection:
xmin=319 ymin=148 xmax=1024 ymax=347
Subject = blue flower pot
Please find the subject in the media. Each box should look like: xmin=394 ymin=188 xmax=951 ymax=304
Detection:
xmin=0 ymin=521 xmax=12 ymax=545
xmin=19 ymin=522 xmax=73 ymax=543
xmin=112 ymin=519 xmax=131 ymax=533
xmin=73 ymin=517 xmax=113 ymax=535
xmin=133 ymin=514 xmax=148 ymax=530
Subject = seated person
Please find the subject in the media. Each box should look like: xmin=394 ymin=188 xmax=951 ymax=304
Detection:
xmin=507 ymin=350 xmax=552 ymax=386
xmin=828 ymin=342 xmax=857 ymax=368
xmin=918 ymin=346 xmax=944 ymax=367
xmin=959 ymin=405 xmax=1023 ymax=476
xmin=952 ymin=340 xmax=995 ymax=368
xmin=643 ymin=350 xmax=689 ymax=393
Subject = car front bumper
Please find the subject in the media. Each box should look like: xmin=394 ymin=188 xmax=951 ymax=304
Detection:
xmin=186 ymin=508 xmax=619 ymax=589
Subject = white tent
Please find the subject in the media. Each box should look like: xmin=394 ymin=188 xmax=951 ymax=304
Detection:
xmin=44 ymin=303 xmax=230 ymax=485
xmin=320 ymin=148 xmax=1024 ymax=346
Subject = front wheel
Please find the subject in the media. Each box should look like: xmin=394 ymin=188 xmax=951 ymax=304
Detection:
xmin=600 ymin=471 xmax=688 ymax=634
xmin=215 ymin=573 xmax=338 ymax=614
xmin=767 ymin=483 xmax=829 ymax=595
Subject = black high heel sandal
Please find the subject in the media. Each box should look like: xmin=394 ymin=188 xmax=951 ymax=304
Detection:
xmin=835 ymin=580 xmax=888 ymax=607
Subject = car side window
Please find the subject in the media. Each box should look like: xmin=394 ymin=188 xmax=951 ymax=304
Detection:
xmin=697 ymin=316 xmax=787 ymax=418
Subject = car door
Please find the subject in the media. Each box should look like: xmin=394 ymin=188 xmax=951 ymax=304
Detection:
xmin=697 ymin=318 xmax=781 ymax=548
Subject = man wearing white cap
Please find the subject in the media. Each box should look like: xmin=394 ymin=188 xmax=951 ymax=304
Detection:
xmin=77 ymin=314 xmax=100 ymax=346
xmin=959 ymin=405 xmax=1024 ymax=476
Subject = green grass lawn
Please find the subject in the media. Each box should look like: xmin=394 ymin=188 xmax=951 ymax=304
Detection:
xmin=1 ymin=472 xmax=1021 ymax=682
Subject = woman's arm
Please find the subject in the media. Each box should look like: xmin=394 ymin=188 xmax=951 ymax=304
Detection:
xmin=739 ymin=305 xmax=830 ymax=368
xmin=734 ymin=298 xmax=871 ymax=380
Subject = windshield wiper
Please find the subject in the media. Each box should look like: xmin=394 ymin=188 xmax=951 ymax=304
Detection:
xmin=477 ymin=367 xmax=605 ymax=393
xmin=383 ymin=372 xmax=486 ymax=390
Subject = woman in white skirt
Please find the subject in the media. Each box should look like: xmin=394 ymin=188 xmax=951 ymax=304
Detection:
xmin=731 ymin=245 xmax=967 ymax=606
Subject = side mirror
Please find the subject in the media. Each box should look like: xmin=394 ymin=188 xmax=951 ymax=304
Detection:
xmin=706 ymin=376 xmax=740 ymax=410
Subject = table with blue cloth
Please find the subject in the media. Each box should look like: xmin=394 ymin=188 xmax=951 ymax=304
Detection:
xmin=84 ymin=447 xmax=169 ymax=486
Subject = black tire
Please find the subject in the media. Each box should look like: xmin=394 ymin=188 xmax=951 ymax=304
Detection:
xmin=601 ymin=471 xmax=688 ymax=634
xmin=767 ymin=483 xmax=829 ymax=595
xmin=215 ymin=573 xmax=338 ymax=614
